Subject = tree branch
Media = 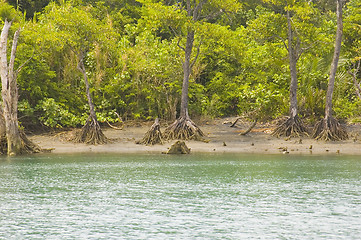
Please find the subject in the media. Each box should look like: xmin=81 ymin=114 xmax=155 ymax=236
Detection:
xmin=15 ymin=48 xmax=35 ymax=79
xmin=190 ymin=39 xmax=202 ymax=69
xmin=177 ymin=37 xmax=185 ymax=51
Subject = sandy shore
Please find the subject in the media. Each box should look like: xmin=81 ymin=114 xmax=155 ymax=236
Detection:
xmin=29 ymin=118 xmax=361 ymax=155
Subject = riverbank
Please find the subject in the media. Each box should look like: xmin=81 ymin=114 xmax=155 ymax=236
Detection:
xmin=29 ymin=117 xmax=361 ymax=155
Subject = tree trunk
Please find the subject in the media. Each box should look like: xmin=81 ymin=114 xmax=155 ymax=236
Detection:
xmin=78 ymin=56 xmax=97 ymax=121
xmin=74 ymin=53 xmax=107 ymax=145
xmin=312 ymin=0 xmax=347 ymax=141
xmin=287 ymin=10 xmax=298 ymax=119
xmin=351 ymin=73 xmax=361 ymax=100
xmin=0 ymin=20 xmax=22 ymax=155
xmin=271 ymin=9 xmax=308 ymax=138
xmin=180 ymin=30 xmax=194 ymax=118
xmin=325 ymin=0 xmax=343 ymax=119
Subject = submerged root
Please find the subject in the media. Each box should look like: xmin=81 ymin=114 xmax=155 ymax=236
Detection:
xmin=138 ymin=118 xmax=163 ymax=145
xmin=163 ymin=116 xmax=205 ymax=141
xmin=73 ymin=116 xmax=107 ymax=145
xmin=312 ymin=116 xmax=348 ymax=141
xmin=272 ymin=115 xmax=308 ymax=138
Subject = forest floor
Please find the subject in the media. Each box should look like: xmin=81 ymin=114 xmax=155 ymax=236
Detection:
xmin=30 ymin=117 xmax=361 ymax=155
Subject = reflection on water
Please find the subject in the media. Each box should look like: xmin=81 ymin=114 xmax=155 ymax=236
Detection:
xmin=1 ymin=153 xmax=361 ymax=239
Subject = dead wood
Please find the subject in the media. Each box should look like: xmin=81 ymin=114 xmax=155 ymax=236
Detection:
xmin=312 ymin=116 xmax=348 ymax=141
xmin=272 ymin=115 xmax=308 ymax=138
xmin=239 ymin=119 xmax=258 ymax=136
xmin=230 ymin=117 xmax=242 ymax=128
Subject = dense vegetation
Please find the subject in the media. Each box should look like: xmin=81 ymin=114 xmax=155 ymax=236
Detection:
xmin=1 ymin=0 xmax=361 ymax=130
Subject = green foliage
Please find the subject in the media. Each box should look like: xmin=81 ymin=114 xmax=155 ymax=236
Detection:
xmin=36 ymin=98 xmax=80 ymax=128
xmin=0 ymin=0 xmax=20 ymax=22
xmin=4 ymin=0 xmax=361 ymax=130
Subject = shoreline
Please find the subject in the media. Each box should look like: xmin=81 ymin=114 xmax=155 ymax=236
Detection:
xmin=28 ymin=118 xmax=361 ymax=156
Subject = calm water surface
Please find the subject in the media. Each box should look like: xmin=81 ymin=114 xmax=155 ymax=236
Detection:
xmin=1 ymin=153 xmax=361 ymax=239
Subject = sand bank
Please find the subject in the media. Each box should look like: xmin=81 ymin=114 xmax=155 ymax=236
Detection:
xmin=29 ymin=118 xmax=361 ymax=155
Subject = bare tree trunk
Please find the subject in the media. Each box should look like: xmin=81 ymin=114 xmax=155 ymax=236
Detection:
xmin=312 ymin=0 xmax=347 ymax=141
xmin=73 ymin=53 xmax=107 ymax=145
xmin=163 ymin=0 xmax=205 ymax=141
xmin=0 ymin=20 xmax=22 ymax=155
xmin=287 ymin=10 xmax=298 ymax=119
xmin=78 ymin=55 xmax=97 ymax=121
xmin=325 ymin=0 xmax=343 ymax=119
xmin=272 ymin=9 xmax=308 ymax=137
xmin=180 ymin=30 xmax=194 ymax=118
xmin=348 ymin=61 xmax=361 ymax=100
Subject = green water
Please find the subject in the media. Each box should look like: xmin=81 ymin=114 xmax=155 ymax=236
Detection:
xmin=1 ymin=153 xmax=361 ymax=239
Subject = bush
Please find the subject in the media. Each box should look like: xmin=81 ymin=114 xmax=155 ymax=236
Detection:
xmin=36 ymin=98 xmax=80 ymax=128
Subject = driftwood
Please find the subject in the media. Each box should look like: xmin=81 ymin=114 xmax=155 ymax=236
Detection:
xmin=167 ymin=141 xmax=190 ymax=154
xmin=239 ymin=119 xmax=258 ymax=136
xmin=230 ymin=117 xmax=258 ymax=136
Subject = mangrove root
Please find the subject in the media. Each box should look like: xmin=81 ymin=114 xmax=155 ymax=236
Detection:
xmin=167 ymin=141 xmax=190 ymax=154
xmin=73 ymin=116 xmax=107 ymax=145
xmin=0 ymin=131 xmax=44 ymax=155
xmin=106 ymin=112 xmax=124 ymax=130
xmin=137 ymin=118 xmax=163 ymax=145
xmin=239 ymin=119 xmax=258 ymax=136
xmin=163 ymin=116 xmax=204 ymax=141
xmin=312 ymin=116 xmax=348 ymax=141
xmin=272 ymin=115 xmax=308 ymax=138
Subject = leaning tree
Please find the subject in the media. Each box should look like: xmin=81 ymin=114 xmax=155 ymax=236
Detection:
xmin=39 ymin=2 xmax=116 ymax=144
xmin=312 ymin=0 xmax=348 ymax=141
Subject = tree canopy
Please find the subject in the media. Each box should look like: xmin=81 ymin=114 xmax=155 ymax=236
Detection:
xmin=1 ymin=0 xmax=361 ymax=131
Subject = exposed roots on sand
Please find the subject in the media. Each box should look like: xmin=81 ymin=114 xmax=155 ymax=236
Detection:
xmin=20 ymin=131 xmax=43 ymax=153
xmin=0 ymin=131 xmax=43 ymax=155
xmin=73 ymin=116 xmax=107 ymax=145
xmin=272 ymin=115 xmax=308 ymax=138
xmin=312 ymin=116 xmax=348 ymax=141
xmin=138 ymin=118 xmax=163 ymax=145
xmin=163 ymin=116 xmax=204 ymax=141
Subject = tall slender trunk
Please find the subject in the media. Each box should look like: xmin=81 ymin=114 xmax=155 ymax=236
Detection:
xmin=0 ymin=20 xmax=22 ymax=155
xmin=78 ymin=56 xmax=97 ymax=121
xmin=325 ymin=0 xmax=343 ymax=119
xmin=287 ymin=10 xmax=298 ymax=119
xmin=180 ymin=30 xmax=194 ymax=118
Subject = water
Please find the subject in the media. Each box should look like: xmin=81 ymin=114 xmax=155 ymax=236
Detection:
xmin=1 ymin=153 xmax=361 ymax=239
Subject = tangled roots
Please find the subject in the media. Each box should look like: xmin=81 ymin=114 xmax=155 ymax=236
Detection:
xmin=138 ymin=118 xmax=163 ymax=145
xmin=163 ymin=116 xmax=204 ymax=141
xmin=272 ymin=115 xmax=308 ymax=138
xmin=312 ymin=116 xmax=348 ymax=141
xmin=20 ymin=131 xmax=43 ymax=153
xmin=73 ymin=117 xmax=107 ymax=145
xmin=0 ymin=131 xmax=43 ymax=155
